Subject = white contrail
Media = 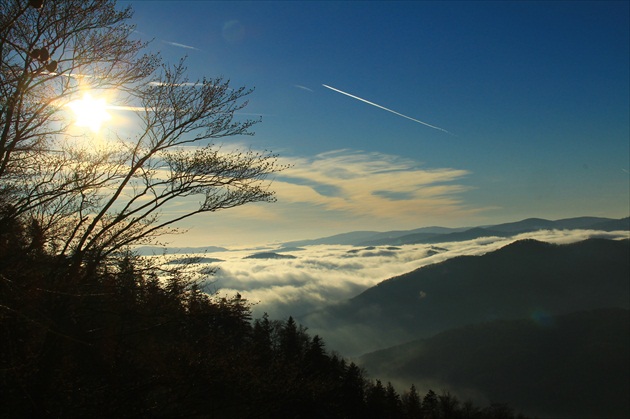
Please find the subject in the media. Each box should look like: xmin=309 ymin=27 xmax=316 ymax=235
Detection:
xmin=322 ymin=84 xmax=452 ymax=134
xmin=163 ymin=40 xmax=199 ymax=50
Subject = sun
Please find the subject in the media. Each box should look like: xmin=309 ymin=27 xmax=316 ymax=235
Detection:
xmin=67 ymin=92 xmax=112 ymax=132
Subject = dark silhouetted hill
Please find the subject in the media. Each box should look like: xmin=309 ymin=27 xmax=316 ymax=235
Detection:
xmin=359 ymin=308 xmax=630 ymax=418
xmin=300 ymin=238 xmax=630 ymax=356
xmin=587 ymin=216 xmax=630 ymax=231
xmin=281 ymin=231 xmax=382 ymax=247
xmin=281 ymin=227 xmax=468 ymax=247
xmin=135 ymin=245 xmax=227 ymax=255
xmin=244 ymin=252 xmax=297 ymax=259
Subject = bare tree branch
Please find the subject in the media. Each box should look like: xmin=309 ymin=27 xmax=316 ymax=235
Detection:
xmin=1 ymin=0 xmax=286 ymax=272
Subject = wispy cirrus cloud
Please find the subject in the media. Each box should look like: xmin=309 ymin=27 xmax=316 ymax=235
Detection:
xmin=148 ymin=81 xmax=203 ymax=87
xmin=164 ymin=149 xmax=481 ymax=247
xmin=274 ymin=149 xmax=475 ymax=222
xmin=294 ymin=85 xmax=314 ymax=92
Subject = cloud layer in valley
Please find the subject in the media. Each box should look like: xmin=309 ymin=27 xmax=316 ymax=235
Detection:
xmin=177 ymin=229 xmax=630 ymax=320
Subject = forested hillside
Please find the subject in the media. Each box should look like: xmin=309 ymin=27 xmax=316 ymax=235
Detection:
xmin=0 ymin=212 xmax=530 ymax=418
xmin=359 ymin=309 xmax=630 ymax=418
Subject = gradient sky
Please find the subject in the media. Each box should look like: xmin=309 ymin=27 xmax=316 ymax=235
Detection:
xmin=117 ymin=1 xmax=629 ymax=246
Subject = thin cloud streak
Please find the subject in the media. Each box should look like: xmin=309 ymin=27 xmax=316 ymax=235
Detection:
xmin=148 ymin=81 xmax=203 ymax=87
xmin=108 ymin=105 xmax=146 ymax=111
xmin=295 ymin=85 xmax=314 ymax=92
xmin=322 ymin=84 xmax=452 ymax=134
xmin=162 ymin=40 xmax=199 ymax=50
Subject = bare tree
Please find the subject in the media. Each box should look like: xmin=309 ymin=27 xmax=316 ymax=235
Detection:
xmin=0 ymin=0 xmax=284 ymax=269
xmin=1 ymin=0 xmax=156 ymax=175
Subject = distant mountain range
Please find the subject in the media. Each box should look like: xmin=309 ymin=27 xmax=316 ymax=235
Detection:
xmin=222 ymin=216 xmax=629 ymax=418
xmin=300 ymin=238 xmax=630 ymax=356
xmin=132 ymin=216 xmax=628 ymax=253
xmin=282 ymin=216 xmax=629 ymax=247
xmin=299 ymin=237 xmax=629 ymax=417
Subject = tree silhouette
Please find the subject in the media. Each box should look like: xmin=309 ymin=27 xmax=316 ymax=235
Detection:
xmin=1 ymin=0 xmax=284 ymax=274
xmin=385 ymin=381 xmax=404 ymax=419
xmin=422 ymin=389 xmax=439 ymax=419
xmin=438 ymin=391 xmax=461 ymax=418
xmin=402 ymin=384 xmax=423 ymax=419
xmin=341 ymin=362 xmax=369 ymax=418
xmin=366 ymin=379 xmax=388 ymax=418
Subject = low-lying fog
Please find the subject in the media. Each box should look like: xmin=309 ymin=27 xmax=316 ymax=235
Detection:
xmin=158 ymin=229 xmax=628 ymax=320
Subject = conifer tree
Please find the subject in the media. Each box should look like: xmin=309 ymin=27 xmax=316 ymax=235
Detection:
xmin=385 ymin=381 xmax=404 ymax=419
xmin=422 ymin=389 xmax=439 ymax=419
xmin=402 ymin=384 xmax=423 ymax=419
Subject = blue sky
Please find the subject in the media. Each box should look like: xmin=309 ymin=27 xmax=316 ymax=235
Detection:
xmin=120 ymin=1 xmax=629 ymax=246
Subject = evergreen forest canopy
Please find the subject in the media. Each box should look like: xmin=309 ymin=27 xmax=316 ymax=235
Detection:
xmin=0 ymin=0 xmax=532 ymax=417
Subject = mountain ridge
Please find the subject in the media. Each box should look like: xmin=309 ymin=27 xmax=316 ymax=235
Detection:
xmin=281 ymin=216 xmax=628 ymax=248
xmin=300 ymin=237 xmax=630 ymax=356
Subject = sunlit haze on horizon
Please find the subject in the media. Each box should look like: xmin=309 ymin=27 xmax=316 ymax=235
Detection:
xmin=117 ymin=1 xmax=629 ymax=247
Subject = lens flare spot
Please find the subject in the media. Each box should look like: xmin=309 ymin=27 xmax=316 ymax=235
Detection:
xmin=530 ymin=309 xmax=555 ymax=327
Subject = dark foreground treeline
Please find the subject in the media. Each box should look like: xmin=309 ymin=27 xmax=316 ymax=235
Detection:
xmin=0 ymin=215 xmax=529 ymax=418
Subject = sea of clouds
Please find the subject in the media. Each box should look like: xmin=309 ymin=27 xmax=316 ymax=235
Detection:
xmin=164 ymin=229 xmax=629 ymax=320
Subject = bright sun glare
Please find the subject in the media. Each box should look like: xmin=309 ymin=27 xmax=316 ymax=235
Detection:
xmin=67 ymin=92 xmax=111 ymax=132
